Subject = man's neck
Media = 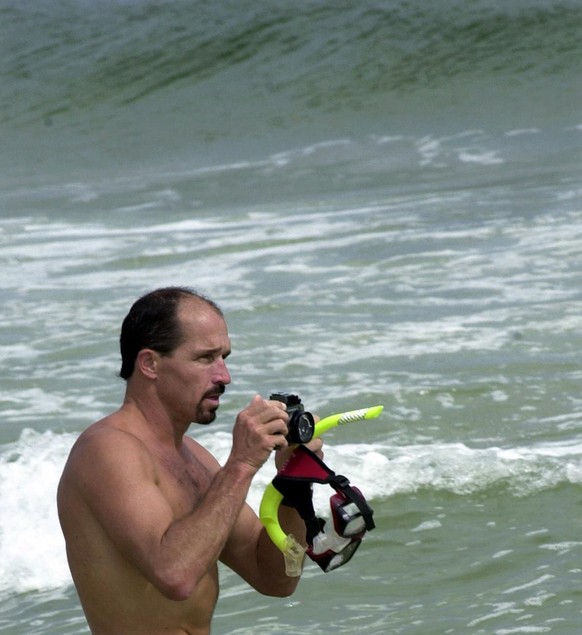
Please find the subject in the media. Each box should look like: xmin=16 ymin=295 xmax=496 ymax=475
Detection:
xmin=121 ymin=391 xmax=188 ymax=449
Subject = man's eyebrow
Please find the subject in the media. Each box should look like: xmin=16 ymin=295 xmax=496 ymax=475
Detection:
xmin=196 ymin=346 xmax=231 ymax=358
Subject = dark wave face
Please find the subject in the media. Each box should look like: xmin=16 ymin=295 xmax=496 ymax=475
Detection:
xmin=1 ymin=0 xmax=581 ymax=178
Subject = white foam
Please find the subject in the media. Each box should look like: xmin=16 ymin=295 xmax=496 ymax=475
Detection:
xmin=503 ymin=574 xmax=555 ymax=595
xmin=0 ymin=429 xmax=75 ymax=595
xmin=458 ymin=149 xmax=504 ymax=165
xmin=4 ymin=427 xmax=582 ymax=597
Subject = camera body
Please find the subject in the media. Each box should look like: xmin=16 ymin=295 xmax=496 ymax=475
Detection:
xmin=270 ymin=392 xmax=315 ymax=444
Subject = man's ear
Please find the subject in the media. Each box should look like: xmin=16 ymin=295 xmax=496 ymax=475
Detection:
xmin=136 ymin=349 xmax=159 ymax=379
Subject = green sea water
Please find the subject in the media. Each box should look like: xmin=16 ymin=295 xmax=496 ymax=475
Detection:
xmin=1 ymin=1 xmax=582 ymax=633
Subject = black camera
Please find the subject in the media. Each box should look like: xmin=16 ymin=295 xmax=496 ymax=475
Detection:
xmin=270 ymin=392 xmax=315 ymax=444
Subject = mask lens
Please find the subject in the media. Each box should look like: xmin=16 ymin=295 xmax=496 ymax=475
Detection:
xmin=323 ymin=538 xmax=361 ymax=572
xmin=343 ymin=514 xmax=366 ymax=537
xmin=333 ymin=498 xmax=367 ymax=537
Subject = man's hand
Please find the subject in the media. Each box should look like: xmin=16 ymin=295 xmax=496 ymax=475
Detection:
xmin=274 ymin=419 xmax=324 ymax=471
xmin=231 ymin=395 xmax=290 ymax=471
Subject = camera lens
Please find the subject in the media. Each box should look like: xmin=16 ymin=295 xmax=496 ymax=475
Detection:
xmin=269 ymin=392 xmax=315 ymax=444
xmin=287 ymin=410 xmax=315 ymax=444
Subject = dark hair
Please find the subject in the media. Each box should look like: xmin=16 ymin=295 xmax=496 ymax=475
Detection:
xmin=119 ymin=286 xmax=222 ymax=380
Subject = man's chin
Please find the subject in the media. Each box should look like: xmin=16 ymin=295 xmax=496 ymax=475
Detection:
xmin=195 ymin=409 xmax=218 ymax=425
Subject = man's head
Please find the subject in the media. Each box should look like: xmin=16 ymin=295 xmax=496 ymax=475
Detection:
xmin=120 ymin=287 xmax=231 ymax=425
xmin=119 ymin=286 xmax=223 ymax=380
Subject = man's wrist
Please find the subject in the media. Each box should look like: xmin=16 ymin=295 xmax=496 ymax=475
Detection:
xmin=222 ymin=455 xmax=259 ymax=483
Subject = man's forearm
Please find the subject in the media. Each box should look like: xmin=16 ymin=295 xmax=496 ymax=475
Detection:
xmin=253 ymin=504 xmax=307 ymax=596
xmin=156 ymin=459 xmax=256 ymax=599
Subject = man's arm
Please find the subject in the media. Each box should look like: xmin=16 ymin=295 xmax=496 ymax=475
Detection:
xmin=63 ymin=427 xmax=255 ymax=600
xmin=220 ymin=500 xmax=307 ymax=597
xmin=62 ymin=396 xmax=289 ymax=601
xmin=219 ymin=438 xmax=324 ymax=596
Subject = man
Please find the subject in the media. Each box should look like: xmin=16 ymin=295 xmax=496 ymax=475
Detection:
xmin=57 ymin=286 xmax=321 ymax=635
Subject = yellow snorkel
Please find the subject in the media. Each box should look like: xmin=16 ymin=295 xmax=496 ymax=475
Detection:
xmin=312 ymin=405 xmax=384 ymax=437
xmin=259 ymin=404 xmax=384 ymax=576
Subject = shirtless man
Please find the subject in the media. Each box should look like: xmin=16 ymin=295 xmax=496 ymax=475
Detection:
xmin=57 ymin=287 xmax=320 ymax=634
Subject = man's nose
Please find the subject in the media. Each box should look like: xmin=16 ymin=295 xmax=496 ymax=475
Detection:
xmin=214 ymin=358 xmax=231 ymax=385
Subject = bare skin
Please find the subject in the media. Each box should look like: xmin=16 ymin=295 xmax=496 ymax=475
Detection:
xmin=57 ymin=298 xmax=319 ymax=634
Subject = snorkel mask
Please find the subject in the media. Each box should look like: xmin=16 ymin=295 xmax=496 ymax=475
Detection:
xmin=259 ymin=404 xmax=383 ymax=576
xmin=274 ymin=444 xmax=375 ymax=573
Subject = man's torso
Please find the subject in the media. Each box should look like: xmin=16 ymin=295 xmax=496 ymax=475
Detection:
xmin=58 ymin=416 xmax=221 ymax=634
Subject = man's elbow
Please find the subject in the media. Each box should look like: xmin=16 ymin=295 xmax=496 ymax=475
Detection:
xmin=260 ymin=578 xmax=300 ymax=598
xmin=156 ymin=577 xmax=194 ymax=602
xmin=153 ymin=565 xmax=201 ymax=602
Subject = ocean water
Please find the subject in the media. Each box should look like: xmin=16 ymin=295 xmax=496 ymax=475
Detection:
xmin=1 ymin=0 xmax=582 ymax=633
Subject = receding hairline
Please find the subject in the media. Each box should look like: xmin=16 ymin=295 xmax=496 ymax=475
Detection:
xmin=174 ymin=289 xmax=224 ymax=317
xmin=146 ymin=286 xmax=223 ymax=316
xmin=175 ymin=294 xmax=224 ymax=324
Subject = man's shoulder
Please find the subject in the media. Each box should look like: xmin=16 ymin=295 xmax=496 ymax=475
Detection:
xmin=65 ymin=415 xmax=154 ymax=479
xmin=58 ymin=417 xmax=160 ymax=519
xmin=75 ymin=414 xmax=144 ymax=450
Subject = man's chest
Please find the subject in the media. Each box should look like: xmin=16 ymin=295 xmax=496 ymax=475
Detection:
xmin=155 ymin=450 xmax=214 ymax=518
